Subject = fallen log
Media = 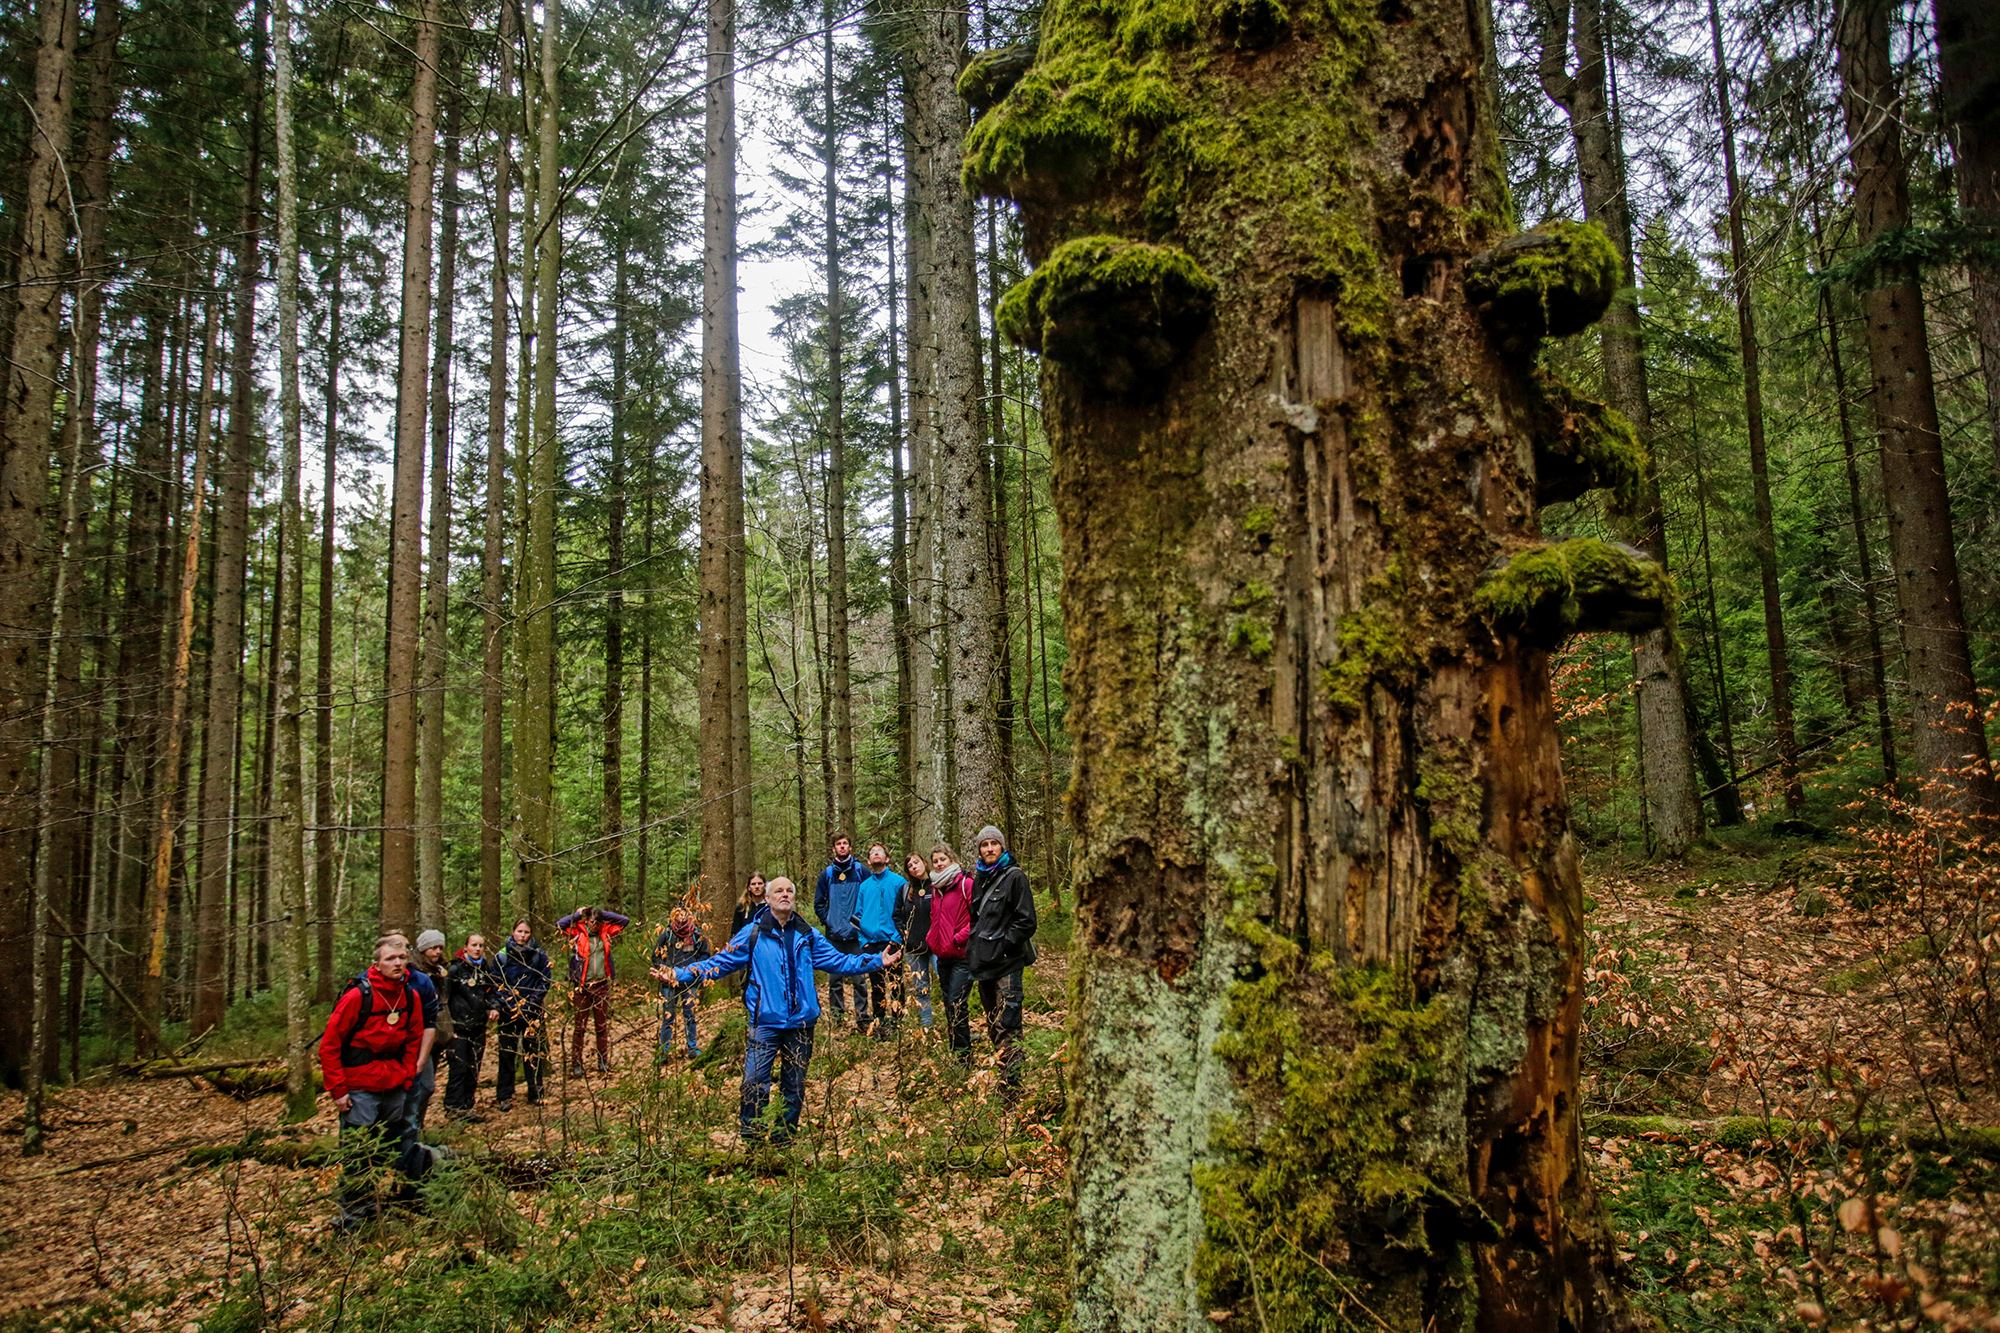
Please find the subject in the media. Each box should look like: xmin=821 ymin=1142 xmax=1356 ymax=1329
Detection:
xmin=1588 ymin=1114 xmax=2000 ymax=1160
xmin=134 ymin=1058 xmax=280 ymax=1080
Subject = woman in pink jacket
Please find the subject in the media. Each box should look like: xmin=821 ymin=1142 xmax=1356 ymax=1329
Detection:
xmin=925 ymin=845 xmax=977 ymax=1057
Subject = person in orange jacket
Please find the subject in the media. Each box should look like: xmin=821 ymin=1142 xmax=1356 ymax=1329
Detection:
xmin=318 ymin=936 xmax=426 ymax=1228
xmin=558 ymin=904 xmax=629 ymax=1076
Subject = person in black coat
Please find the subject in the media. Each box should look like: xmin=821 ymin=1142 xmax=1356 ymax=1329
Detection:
xmin=967 ymin=824 xmax=1037 ymax=1093
xmin=894 ymin=851 xmax=935 ymax=1030
xmin=493 ymin=920 xmax=551 ymax=1110
xmin=443 ymin=935 xmax=502 ymax=1118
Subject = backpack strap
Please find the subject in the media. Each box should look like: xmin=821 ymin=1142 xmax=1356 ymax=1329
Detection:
xmin=338 ymin=977 xmax=375 ymax=1066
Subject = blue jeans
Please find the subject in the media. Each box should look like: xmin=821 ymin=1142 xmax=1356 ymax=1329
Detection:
xmin=740 ymin=1023 xmax=815 ymax=1141
xmin=659 ymin=987 xmax=700 ymax=1056
xmin=337 ymin=1085 xmax=408 ymax=1219
xmin=908 ymin=953 xmax=934 ymax=1028
xmin=938 ymin=956 xmax=975 ymax=1054
xmin=824 ymin=939 xmax=870 ymax=1026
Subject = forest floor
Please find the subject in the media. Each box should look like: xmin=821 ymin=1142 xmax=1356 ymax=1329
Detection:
xmin=3 ymin=829 xmax=1999 ymax=1332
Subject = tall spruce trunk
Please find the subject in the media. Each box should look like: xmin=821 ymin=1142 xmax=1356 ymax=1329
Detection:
xmin=903 ymin=69 xmax=940 ymax=846
xmin=1707 ymin=0 xmax=1800 ymax=810
xmin=1934 ymin=0 xmax=2000 ymax=462
xmin=138 ymin=298 xmax=217 ymax=1059
xmin=886 ymin=114 xmax=915 ymax=852
xmin=419 ymin=65 xmax=461 ymax=934
xmin=193 ymin=4 xmax=265 ymax=1028
xmin=0 ymin=0 xmax=76 ymax=1074
xmin=315 ymin=205 xmax=342 ymax=1000
xmin=824 ymin=9 xmax=856 ymax=837
xmin=920 ymin=2 xmax=998 ymax=845
xmin=1838 ymin=0 xmax=1998 ymax=813
xmin=272 ymin=0 xmax=312 ymax=1116
xmin=969 ymin=0 xmax=1648 ymax=1323
xmin=698 ymin=0 xmax=740 ymax=898
xmin=480 ymin=0 xmax=515 ymax=942
xmin=603 ymin=238 xmax=628 ymax=910
xmin=1536 ymin=0 xmax=1701 ymax=855
xmin=382 ymin=0 xmax=441 ymax=934
xmin=518 ymin=0 xmax=561 ymax=936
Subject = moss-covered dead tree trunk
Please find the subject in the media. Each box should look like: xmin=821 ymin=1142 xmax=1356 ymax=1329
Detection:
xmin=968 ymin=0 xmax=1649 ymax=1325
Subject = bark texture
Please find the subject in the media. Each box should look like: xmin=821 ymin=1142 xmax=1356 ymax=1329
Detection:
xmin=382 ymin=0 xmax=441 ymax=934
xmin=0 ymin=0 xmax=75 ymax=1073
xmin=1838 ymin=0 xmax=1997 ymax=813
xmin=1934 ymin=0 xmax=2000 ymax=461
xmin=967 ymin=0 xmax=1644 ymax=1324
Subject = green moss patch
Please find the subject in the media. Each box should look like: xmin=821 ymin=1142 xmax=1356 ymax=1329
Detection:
xmin=1197 ymin=919 xmax=1467 ymax=1327
xmin=1523 ymin=373 xmax=1646 ymax=509
xmin=1323 ymin=603 xmax=1418 ymax=713
xmin=1472 ymin=538 xmax=1671 ymax=646
xmin=997 ymin=234 xmax=1217 ymax=397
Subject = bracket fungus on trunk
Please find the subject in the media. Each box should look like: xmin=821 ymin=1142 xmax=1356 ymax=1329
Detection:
xmin=959 ymin=42 xmax=1041 ymax=115
xmin=1464 ymin=220 xmax=1620 ymax=356
xmin=1474 ymin=538 xmax=1672 ymax=646
xmin=996 ymin=235 xmax=1217 ymax=398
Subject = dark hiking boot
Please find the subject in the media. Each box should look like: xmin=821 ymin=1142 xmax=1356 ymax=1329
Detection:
xmin=570 ymin=1062 xmax=586 ymax=1079
xmin=596 ymin=1057 xmax=610 ymax=1074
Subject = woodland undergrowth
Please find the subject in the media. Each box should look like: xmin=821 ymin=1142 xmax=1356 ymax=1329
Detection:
xmin=6 ymin=829 xmax=2000 ymax=1332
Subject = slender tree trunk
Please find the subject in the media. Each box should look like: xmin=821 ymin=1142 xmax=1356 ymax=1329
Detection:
xmin=603 ymin=236 xmax=628 ymax=909
xmin=1707 ymin=0 xmax=1800 ymax=812
xmin=824 ymin=7 xmax=856 ymax=838
xmin=480 ymin=0 xmax=515 ymax=943
xmin=636 ymin=442 xmax=654 ymax=922
xmin=137 ymin=295 xmax=217 ymax=1059
xmin=315 ymin=205 xmax=342 ymax=1001
xmin=887 ymin=108 xmax=914 ymax=853
xmin=56 ymin=0 xmax=120 ymax=1072
xmin=984 ymin=202 xmax=1016 ymax=837
xmin=699 ymin=0 xmax=740 ymax=896
xmin=1818 ymin=258 xmax=1898 ymax=790
xmin=0 ymin=0 xmax=76 ymax=1077
xmin=517 ymin=0 xmax=560 ymax=936
xmin=973 ymin=0 xmax=1650 ymax=1321
xmin=921 ymin=3 xmax=997 ymax=844
xmin=1537 ymin=0 xmax=1701 ymax=855
xmin=111 ymin=310 xmax=168 ymax=1042
xmin=903 ymin=67 xmax=939 ymax=846
xmin=419 ymin=58 xmax=461 ymax=935
xmin=273 ymin=0 xmax=312 ymax=1116
xmin=1934 ymin=0 xmax=2000 ymax=463
xmin=254 ymin=521 xmax=282 ymax=990
xmin=1837 ymin=0 xmax=1997 ymax=814
xmin=382 ymin=0 xmax=441 ymax=935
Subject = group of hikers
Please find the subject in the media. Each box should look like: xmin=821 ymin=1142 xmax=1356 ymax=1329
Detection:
xmin=317 ymin=823 xmax=1038 ymax=1226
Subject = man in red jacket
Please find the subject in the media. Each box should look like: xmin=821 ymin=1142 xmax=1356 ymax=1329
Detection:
xmin=319 ymin=936 xmax=425 ymax=1228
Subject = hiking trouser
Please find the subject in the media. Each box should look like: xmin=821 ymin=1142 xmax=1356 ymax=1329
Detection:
xmin=937 ymin=956 xmax=974 ymax=1056
xmin=740 ymin=1023 xmax=815 ymax=1141
xmin=659 ymin=987 xmax=700 ymax=1057
xmin=336 ymin=1085 xmax=408 ymax=1220
xmin=570 ymin=980 xmax=611 ymax=1065
xmin=444 ymin=1030 xmax=487 ymax=1111
xmin=976 ymin=968 xmax=1026 ymax=1089
xmin=496 ymin=1014 xmax=545 ymax=1103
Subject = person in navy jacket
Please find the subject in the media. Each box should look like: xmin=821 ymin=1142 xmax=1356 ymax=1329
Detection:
xmin=673 ymin=876 xmax=901 ymax=1141
xmin=813 ymin=833 xmax=869 ymax=1028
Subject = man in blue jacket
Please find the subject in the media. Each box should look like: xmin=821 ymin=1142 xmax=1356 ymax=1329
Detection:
xmin=812 ymin=833 xmax=868 ymax=1029
xmin=855 ymin=841 xmax=906 ymax=1035
xmin=674 ymin=876 xmax=901 ymax=1141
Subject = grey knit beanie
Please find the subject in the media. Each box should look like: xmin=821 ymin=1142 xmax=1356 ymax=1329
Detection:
xmin=974 ymin=824 xmax=1006 ymax=850
xmin=415 ymin=929 xmax=447 ymax=954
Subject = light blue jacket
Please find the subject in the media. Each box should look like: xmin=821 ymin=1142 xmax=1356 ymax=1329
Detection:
xmin=855 ymin=869 xmax=906 ymax=946
xmin=677 ymin=907 xmax=883 ymax=1030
